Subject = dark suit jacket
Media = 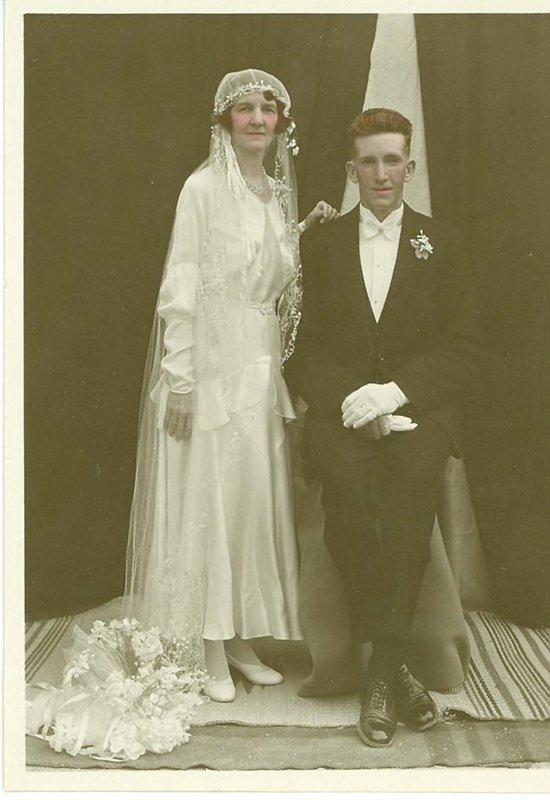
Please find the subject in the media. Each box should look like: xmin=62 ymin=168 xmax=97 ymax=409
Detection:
xmin=284 ymin=203 xmax=483 ymax=454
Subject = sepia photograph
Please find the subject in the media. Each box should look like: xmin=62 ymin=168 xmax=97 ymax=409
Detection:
xmin=4 ymin=0 xmax=550 ymax=791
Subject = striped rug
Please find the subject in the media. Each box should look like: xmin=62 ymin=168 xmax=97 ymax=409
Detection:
xmin=25 ymin=605 xmax=550 ymax=725
xmin=432 ymin=612 xmax=549 ymax=722
xmin=25 ymin=614 xmax=73 ymax=683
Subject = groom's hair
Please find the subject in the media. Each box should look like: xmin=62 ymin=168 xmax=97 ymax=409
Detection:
xmin=347 ymin=108 xmax=413 ymax=155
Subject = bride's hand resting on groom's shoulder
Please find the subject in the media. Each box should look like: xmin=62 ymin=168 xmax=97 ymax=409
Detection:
xmin=301 ymin=200 xmax=340 ymax=231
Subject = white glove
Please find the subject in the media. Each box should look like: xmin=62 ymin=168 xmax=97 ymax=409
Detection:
xmin=361 ymin=414 xmax=418 ymax=440
xmin=341 ymin=382 xmax=409 ymax=429
xmin=389 ymin=414 xmax=417 ymax=432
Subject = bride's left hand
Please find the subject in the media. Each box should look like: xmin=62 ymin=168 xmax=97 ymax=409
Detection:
xmin=303 ymin=201 xmax=340 ymax=229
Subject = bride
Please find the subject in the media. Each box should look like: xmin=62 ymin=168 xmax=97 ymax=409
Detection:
xmin=124 ymin=69 xmax=338 ymax=702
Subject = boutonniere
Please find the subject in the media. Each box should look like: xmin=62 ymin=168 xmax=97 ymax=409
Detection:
xmin=410 ymin=230 xmax=434 ymax=260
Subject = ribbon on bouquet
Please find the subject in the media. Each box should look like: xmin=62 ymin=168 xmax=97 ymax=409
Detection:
xmin=26 ymin=681 xmax=125 ymax=760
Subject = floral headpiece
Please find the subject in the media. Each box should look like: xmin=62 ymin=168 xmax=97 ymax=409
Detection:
xmin=213 ymin=80 xmax=283 ymax=116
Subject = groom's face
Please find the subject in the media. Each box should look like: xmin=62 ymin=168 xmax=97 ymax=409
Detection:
xmin=346 ymin=132 xmax=415 ymax=221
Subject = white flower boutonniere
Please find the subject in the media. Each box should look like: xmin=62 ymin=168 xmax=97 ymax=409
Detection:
xmin=410 ymin=230 xmax=434 ymax=260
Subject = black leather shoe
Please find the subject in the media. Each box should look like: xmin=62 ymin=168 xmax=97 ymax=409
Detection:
xmin=356 ymin=675 xmax=398 ymax=748
xmin=395 ymin=664 xmax=439 ymax=731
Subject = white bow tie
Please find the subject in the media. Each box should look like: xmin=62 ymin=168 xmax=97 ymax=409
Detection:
xmin=361 ymin=217 xmax=401 ymax=241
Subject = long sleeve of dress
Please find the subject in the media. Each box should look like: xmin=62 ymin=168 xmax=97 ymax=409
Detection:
xmin=157 ymin=175 xmax=206 ymax=394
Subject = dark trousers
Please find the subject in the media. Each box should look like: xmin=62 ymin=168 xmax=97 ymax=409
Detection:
xmin=306 ymin=413 xmax=452 ymax=645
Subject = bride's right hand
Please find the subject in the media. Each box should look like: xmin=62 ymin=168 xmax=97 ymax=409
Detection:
xmin=164 ymin=390 xmax=195 ymax=441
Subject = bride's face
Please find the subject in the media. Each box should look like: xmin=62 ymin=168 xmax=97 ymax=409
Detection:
xmin=229 ymin=92 xmax=279 ymax=157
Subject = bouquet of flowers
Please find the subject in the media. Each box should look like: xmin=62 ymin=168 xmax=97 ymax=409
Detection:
xmin=26 ymin=618 xmax=208 ymax=761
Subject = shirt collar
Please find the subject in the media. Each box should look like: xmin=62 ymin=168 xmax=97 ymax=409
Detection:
xmin=359 ymin=203 xmax=404 ymax=229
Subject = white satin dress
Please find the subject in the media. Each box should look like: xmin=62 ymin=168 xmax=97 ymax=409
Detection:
xmin=151 ymin=166 xmax=302 ymax=643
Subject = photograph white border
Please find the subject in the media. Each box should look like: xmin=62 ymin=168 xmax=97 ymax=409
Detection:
xmin=4 ymin=0 xmax=550 ymax=793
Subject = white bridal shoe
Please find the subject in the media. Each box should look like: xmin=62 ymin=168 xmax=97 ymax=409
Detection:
xmin=203 ymin=678 xmax=236 ymax=703
xmin=203 ymin=639 xmax=236 ymax=702
xmin=226 ymin=653 xmax=284 ymax=686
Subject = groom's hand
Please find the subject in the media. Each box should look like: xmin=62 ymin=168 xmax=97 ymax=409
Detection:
xmin=341 ymin=382 xmax=407 ymax=429
xmin=362 ymin=415 xmax=392 ymax=440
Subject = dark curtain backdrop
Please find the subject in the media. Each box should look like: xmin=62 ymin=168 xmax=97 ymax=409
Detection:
xmin=24 ymin=14 xmax=376 ymax=619
xmin=417 ymin=15 xmax=550 ymax=626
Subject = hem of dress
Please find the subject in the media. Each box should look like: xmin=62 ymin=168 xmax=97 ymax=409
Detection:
xmin=202 ymin=632 xmax=303 ymax=642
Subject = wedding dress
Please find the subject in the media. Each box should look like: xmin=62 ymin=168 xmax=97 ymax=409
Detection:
xmin=136 ymin=166 xmax=302 ymax=642
xmin=124 ymin=71 xmax=304 ymax=661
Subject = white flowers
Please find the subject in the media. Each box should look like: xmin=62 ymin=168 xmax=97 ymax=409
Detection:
xmin=286 ymin=121 xmax=299 ymax=156
xmin=214 ymin=81 xmax=280 ymax=115
xmin=26 ymin=618 xmax=208 ymax=762
xmin=104 ymin=673 xmax=144 ymax=711
xmin=130 ymin=629 xmax=164 ymax=663
xmin=410 ymin=229 xmax=434 ymax=260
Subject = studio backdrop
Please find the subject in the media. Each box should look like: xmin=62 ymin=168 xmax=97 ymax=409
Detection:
xmin=25 ymin=14 xmax=550 ymax=624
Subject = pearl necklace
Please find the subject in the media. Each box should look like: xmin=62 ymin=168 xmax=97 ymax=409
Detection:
xmin=243 ymin=168 xmax=270 ymax=196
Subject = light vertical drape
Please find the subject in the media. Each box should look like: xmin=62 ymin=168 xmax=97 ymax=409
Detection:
xmin=341 ymin=14 xmax=431 ymax=216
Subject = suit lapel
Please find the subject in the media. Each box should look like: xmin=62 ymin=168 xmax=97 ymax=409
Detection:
xmin=335 ymin=206 xmax=377 ymax=339
xmin=377 ymin=204 xmax=426 ymax=331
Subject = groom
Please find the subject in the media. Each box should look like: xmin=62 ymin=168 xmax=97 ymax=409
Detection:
xmin=285 ymin=108 xmax=482 ymax=747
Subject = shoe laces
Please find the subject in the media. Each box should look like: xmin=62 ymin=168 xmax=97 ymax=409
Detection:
xmin=396 ymin=665 xmax=414 ymax=692
xmin=370 ymin=679 xmax=390 ymax=711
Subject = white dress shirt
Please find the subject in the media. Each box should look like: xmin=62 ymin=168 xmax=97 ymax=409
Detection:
xmin=358 ymin=203 xmax=403 ymax=323
xmin=356 ymin=203 xmax=411 ymax=414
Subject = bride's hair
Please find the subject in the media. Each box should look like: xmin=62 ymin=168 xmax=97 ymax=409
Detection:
xmin=212 ymin=91 xmax=293 ymax=135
